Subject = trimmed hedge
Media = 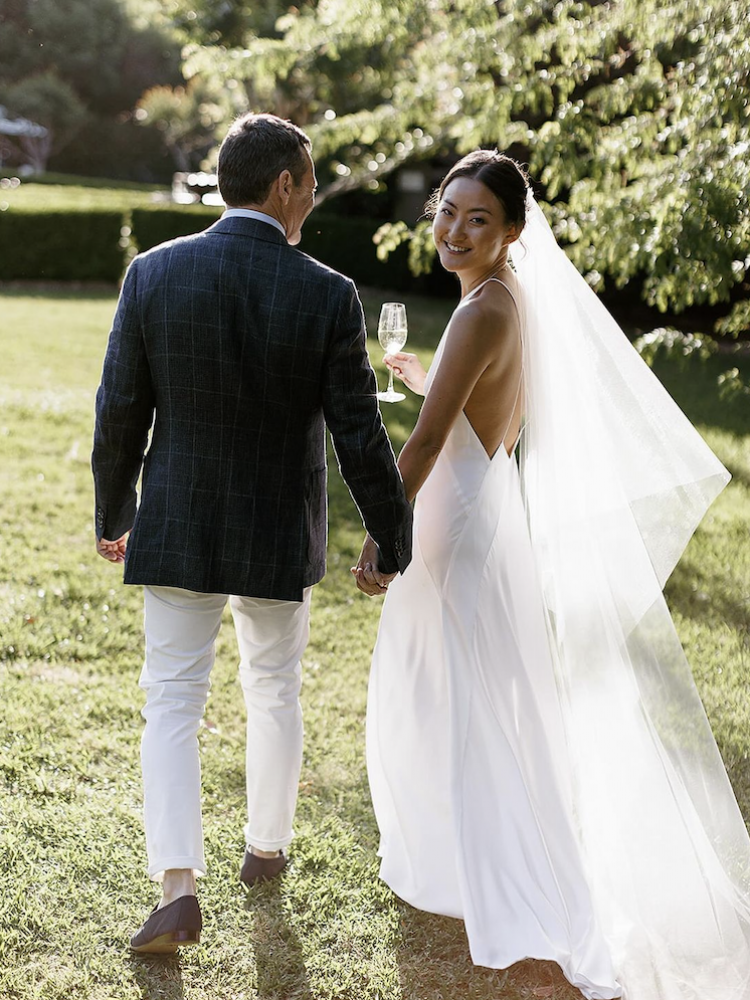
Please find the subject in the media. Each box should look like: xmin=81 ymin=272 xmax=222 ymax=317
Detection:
xmin=131 ymin=207 xmax=413 ymax=291
xmin=301 ymin=213 xmax=413 ymax=292
xmin=0 ymin=208 xmax=127 ymax=282
xmin=130 ymin=205 xmax=221 ymax=253
xmin=0 ymin=196 xmax=443 ymax=291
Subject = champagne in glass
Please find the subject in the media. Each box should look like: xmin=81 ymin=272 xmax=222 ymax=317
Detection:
xmin=377 ymin=302 xmax=408 ymax=403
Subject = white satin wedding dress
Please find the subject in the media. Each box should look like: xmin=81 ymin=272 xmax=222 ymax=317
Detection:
xmin=367 ymin=277 xmax=622 ymax=998
xmin=367 ymin=216 xmax=750 ymax=998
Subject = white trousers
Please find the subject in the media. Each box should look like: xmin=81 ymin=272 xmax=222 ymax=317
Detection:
xmin=139 ymin=585 xmax=312 ymax=879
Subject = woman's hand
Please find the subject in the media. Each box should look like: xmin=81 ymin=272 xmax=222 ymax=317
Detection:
xmin=384 ymin=352 xmax=427 ymax=396
xmin=351 ymin=534 xmax=396 ymax=597
xmin=96 ymin=533 xmax=127 ymax=563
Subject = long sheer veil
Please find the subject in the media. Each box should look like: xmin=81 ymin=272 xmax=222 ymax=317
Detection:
xmin=510 ymin=196 xmax=750 ymax=999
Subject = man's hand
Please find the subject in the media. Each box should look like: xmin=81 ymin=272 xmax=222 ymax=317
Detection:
xmin=96 ymin=533 xmax=128 ymax=563
xmin=351 ymin=534 xmax=396 ymax=597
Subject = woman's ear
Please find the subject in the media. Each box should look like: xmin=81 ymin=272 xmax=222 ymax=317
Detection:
xmin=504 ymin=224 xmax=521 ymax=247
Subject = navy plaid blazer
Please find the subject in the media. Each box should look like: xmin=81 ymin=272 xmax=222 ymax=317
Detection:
xmin=92 ymin=215 xmax=413 ymax=600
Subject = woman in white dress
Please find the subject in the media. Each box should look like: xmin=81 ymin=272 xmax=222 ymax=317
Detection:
xmin=354 ymin=151 xmax=750 ymax=1000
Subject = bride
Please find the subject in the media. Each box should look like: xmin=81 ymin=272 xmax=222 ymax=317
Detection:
xmin=353 ymin=150 xmax=750 ymax=999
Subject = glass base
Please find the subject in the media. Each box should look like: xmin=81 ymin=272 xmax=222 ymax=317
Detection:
xmin=377 ymin=389 xmax=406 ymax=403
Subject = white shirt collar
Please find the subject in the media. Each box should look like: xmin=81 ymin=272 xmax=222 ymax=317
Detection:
xmin=221 ymin=208 xmax=286 ymax=239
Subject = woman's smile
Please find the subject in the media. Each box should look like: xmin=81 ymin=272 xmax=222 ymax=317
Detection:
xmin=432 ymin=176 xmax=519 ymax=280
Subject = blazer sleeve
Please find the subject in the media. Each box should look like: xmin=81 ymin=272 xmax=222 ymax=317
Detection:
xmin=322 ymin=279 xmax=413 ymax=575
xmin=91 ymin=257 xmax=155 ymax=541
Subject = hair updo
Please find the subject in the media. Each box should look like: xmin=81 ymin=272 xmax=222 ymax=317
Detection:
xmin=425 ymin=150 xmax=530 ymax=230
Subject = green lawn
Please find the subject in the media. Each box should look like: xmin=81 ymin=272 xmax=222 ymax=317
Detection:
xmin=0 ymin=181 xmax=166 ymax=213
xmin=0 ymin=285 xmax=748 ymax=1000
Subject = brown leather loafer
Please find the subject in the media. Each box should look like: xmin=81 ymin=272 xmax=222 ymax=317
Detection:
xmin=130 ymin=894 xmax=202 ymax=954
xmin=240 ymin=849 xmax=287 ymax=887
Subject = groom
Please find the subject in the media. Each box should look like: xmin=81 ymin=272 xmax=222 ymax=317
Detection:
xmin=92 ymin=112 xmax=412 ymax=952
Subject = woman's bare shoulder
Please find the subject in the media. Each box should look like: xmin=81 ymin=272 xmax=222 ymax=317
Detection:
xmin=471 ymin=274 xmax=520 ymax=311
xmin=451 ymin=277 xmax=520 ymax=343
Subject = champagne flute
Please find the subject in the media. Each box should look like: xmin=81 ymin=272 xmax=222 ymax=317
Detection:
xmin=377 ymin=302 xmax=408 ymax=403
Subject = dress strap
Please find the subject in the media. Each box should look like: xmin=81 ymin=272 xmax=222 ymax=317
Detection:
xmin=463 ymin=275 xmax=521 ymax=317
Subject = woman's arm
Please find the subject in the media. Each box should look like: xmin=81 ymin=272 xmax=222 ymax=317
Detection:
xmin=397 ymin=288 xmax=516 ymax=502
xmin=353 ymin=283 xmax=517 ymax=595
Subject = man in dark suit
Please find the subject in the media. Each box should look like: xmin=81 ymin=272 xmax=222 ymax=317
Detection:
xmin=92 ymin=112 xmax=412 ymax=952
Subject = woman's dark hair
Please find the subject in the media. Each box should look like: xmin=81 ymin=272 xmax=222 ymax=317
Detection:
xmin=218 ymin=112 xmax=312 ymax=207
xmin=425 ymin=150 xmax=530 ymax=230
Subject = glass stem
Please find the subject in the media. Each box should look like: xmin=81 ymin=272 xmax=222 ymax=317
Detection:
xmin=386 ymin=365 xmax=395 ymax=395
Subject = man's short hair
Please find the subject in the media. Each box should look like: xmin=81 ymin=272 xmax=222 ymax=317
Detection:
xmin=217 ymin=113 xmax=312 ymax=207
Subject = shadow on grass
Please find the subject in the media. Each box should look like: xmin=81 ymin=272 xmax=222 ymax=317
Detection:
xmin=128 ymin=952 xmax=185 ymax=1000
xmin=395 ymin=903 xmax=583 ymax=999
xmin=667 ymin=557 xmax=750 ymax=635
xmin=244 ymin=881 xmax=313 ymax=1000
xmin=651 ymin=353 xmax=749 ymax=442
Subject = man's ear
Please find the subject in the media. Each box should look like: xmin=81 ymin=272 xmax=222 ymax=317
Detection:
xmin=277 ymin=169 xmax=294 ymax=205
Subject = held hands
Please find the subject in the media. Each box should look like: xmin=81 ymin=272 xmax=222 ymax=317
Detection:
xmin=351 ymin=534 xmax=397 ymax=597
xmin=384 ymin=352 xmax=427 ymax=396
xmin=96 ymin=534 xmax=128 ymax=563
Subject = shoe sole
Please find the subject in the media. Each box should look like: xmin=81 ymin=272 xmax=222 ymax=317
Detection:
xmin=131 ymin=930 xmax=201 ymax=954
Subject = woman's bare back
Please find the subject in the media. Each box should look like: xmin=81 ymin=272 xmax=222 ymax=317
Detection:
xmin=380 ymin=270 xmax=525 ymax=505
xmin=460 ymin=273 xmax=523 ymax=459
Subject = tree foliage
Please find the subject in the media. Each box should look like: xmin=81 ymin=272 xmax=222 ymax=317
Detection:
xmin=157 ymin=0 xmax=290 ymax=47
xmin=183 ymin=0 xmax=749 ymax=336
xmin=135 ymin=79 xmax=225 ymax=171
xmin=0 ymin=72 xmax=86 ymax=169
xmin=0 ymin=0 xmax=181 ymax=172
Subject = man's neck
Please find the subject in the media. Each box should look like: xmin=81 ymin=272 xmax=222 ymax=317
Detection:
xmin=231 ymin=201 xmax=278 ymax=219
xmin=223 ymin=206 xmax=286 ymax=238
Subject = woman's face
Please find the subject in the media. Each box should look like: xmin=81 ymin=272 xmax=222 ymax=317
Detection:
xmin=432 ymin=176 xmax=518 ymax=274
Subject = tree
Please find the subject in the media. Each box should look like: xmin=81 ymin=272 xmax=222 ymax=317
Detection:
xmin=0 ymin=0 xmax=182 ymax=175
xmin=0 ymin=73 xmax=87 ymax=171
xmin=183 ymin=0 xmax=749 ymax=345
xmin=157 ymin=0 xmax=291 ymax=48
xmin=135 ymin=79 xmax=225 ymax=171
